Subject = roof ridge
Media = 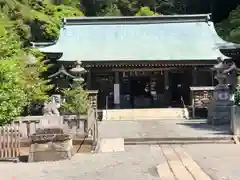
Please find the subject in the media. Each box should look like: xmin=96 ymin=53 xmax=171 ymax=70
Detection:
xmin=63 ymin=14 xmax=212 ymax=25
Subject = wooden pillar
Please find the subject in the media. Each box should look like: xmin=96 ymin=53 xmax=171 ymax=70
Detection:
xmin=211 ymin=70 xmax=214 ymax=86
xmin=114 ymin=72 xmax=120 ymax=109
xmin=192 ymin=67 xmax=197 ymax=85
xmin=86 ymin=69 xmax=91 ymax=89
xmin=164 ymin=70 xmax=169 ymax=106
xmin=164 ymin=70 xmax=169 ymax=88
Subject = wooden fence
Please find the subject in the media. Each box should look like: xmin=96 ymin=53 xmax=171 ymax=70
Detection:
xmin=0 ymin=126 xmax=20 ymax=160
xmin=0 ymin=108 xmax=98 ymax=160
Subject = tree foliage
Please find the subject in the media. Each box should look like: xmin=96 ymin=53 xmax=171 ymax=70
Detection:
xmin=0 ymin=60 xmax=27 ymax=125
xmin=216 ymin=6 xmax=240 ymax=43
xmin=135 ymin=7 xmax=159 ymax=16
xmin=61 ymin=82 xmax=90 ymax=116
xmin=98 ymin=4 xmax=122 ymax=16
xmin=0 ymin=0 xmax=84 ymax=44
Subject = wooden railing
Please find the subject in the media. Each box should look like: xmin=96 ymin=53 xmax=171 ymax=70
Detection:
xmin=0 ymin=125 xmax=20 ymax=161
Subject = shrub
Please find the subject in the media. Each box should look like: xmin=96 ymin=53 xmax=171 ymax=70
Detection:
xmin=61 ymin=82 xmax=90 ymax=116
xmin=0 ymin=60 xmax=27 ymax=125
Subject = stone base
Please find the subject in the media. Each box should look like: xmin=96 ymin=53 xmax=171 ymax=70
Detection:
xmin=99 ymin=138 xmax=124 ymax=153
xmin=28 ymin=139 xmax=73 ymax=162
xmin=211 ymin=105 xmax=232 ymax=125
xmin=231 ymin=106 xmax=240 ymax=135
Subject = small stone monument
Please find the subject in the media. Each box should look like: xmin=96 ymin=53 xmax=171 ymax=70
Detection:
xmin=208 ymin=57 xmax=236 ymax=125
xmin=28 ymin=127 xmax=73 ymax=162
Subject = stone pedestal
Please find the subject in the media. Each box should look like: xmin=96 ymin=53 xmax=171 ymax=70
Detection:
xmin=231 ymin=105 xmax=240 ymax=135
xmin=28 ymin=128 xmax=73 ymax=162
xmin=208 ymin=84 xmax=233 ymax=125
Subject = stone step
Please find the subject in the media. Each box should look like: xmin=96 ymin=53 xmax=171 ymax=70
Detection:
xmin=124 ymin=140 xmax=234 ymax=145
xmin=102 ymin=108 xmax=186 ymax=120
xmin=124 ymin=136 xmax=234 ymax=145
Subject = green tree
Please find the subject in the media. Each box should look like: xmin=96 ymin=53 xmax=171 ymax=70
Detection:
xmin=0 ymin=0 xmax=84 ymax=43
xmin=135 ymin=7 xmax=159 ymax=16
xmin=0 ymin=12 xmax=52 ymax=119
xmin=98 ymin=4 xmax=122 ymax=16
xmin=19 ymin=50 xmax=53 ymax=112
xmin=216 ymin=6 xmax=240 ymax=43
xmin=117 ymin=0 xmax=139 ymax=15
xmin=61 ymin=82 xmax=90 ymax=116
xmin=0 ymin=60 xmax=27 ymax=125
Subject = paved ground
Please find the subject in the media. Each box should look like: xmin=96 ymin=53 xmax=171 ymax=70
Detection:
xmin=183 ymin=144 xmax=240 ymax=180
xmin=0 ymin=145 xmax=163 ymax=180
xmin=0 ymin=119 xmax=239 ymax=180
xmin=0 ymin=145 xmax=207 ymax=180
xmin=2 ymin=144 xmax=240 ymax=180
xmin=99 ymin=119 xmax=231 ymax=139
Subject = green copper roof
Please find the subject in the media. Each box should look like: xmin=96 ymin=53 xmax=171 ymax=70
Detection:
xmin=38 ymin=14 xmax=228 ymax=61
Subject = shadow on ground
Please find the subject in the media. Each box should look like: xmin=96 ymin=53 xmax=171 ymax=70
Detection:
xmin=177 ymin=120 xmax=231 ymax=135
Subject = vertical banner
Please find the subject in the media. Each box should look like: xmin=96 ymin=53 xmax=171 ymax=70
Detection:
xmin=114 ymin=84 xmax=120 ymax=104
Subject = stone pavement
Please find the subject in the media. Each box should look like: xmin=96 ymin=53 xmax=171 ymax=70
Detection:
xmin=0 ymin=145 xmax=212 ymax=180
xmin=182 ymin=144 xmax=240 ymax=180
xmin=98 ymin=119 xmax=231 ymax=139
xmin=2 ymin=144 xmax=240 ymax=180
xmin=0 ymin=119 xmax=239 ymax=180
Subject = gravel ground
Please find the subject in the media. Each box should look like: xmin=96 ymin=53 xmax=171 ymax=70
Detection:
xmin=182 ymin=144 xmax=240 ymax=180
xmin=0 ymin=145 xmax=166 ymax=180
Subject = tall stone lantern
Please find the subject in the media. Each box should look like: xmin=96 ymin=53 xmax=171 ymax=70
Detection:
xmin=208 ymin=57 xmax=235 ymax=125
xmin=70 ymin=60 xmax=87 ymax=83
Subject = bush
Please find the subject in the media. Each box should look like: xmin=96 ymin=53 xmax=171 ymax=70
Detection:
xmin=0 ymin=60 xmax=27 ymax=125
xmin=61 ymin=82 xmax=90 ymax=116
xmin=135 ymin=7 xmax=159 ymax=16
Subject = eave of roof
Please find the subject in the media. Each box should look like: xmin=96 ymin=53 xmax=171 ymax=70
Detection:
xmin=63 ymin=14 xmax=211 ymax=25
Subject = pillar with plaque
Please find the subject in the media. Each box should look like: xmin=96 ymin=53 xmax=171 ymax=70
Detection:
xmin=114 ymin=72 xmax=120 ymax=109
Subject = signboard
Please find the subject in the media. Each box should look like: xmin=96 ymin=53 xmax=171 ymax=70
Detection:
xmin=114 ymin=84 xmax=120 ymax=104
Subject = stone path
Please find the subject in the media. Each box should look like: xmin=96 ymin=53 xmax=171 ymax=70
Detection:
xmin=157 ymin=145 xmax=211 ymax=180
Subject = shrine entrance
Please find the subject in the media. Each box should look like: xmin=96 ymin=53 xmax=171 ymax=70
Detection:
xmin=169 ymin=71 xmax=192 ymax=107
xmin=130 ymin=76 xmax=152 ymax=108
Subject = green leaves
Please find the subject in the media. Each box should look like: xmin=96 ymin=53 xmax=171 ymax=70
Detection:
xmin=0 ymin=10 xmax=53 ymax=123
xmin=61 ymin=82 xmax=90 ymax=116
xmin=135 ymin=6 xmax=159 ymax=16
xmin=0 ymin=60 xmax=27 ymax=125
xmin=216 ymin=6 xmax=240 ymax=43
xmin=98 ymin=4 xmax=122 ymax=16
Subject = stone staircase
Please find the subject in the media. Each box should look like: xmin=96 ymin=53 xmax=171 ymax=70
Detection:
xmin=102 ymin=108 xmax=188 ymax=121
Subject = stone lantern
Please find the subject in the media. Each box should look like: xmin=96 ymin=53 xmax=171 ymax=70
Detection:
xmin=70 ymin=60 xmax=87 ymax=83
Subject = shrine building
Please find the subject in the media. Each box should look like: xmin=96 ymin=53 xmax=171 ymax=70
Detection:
xmin=33 ymin=14 xmax=234 ymax=110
